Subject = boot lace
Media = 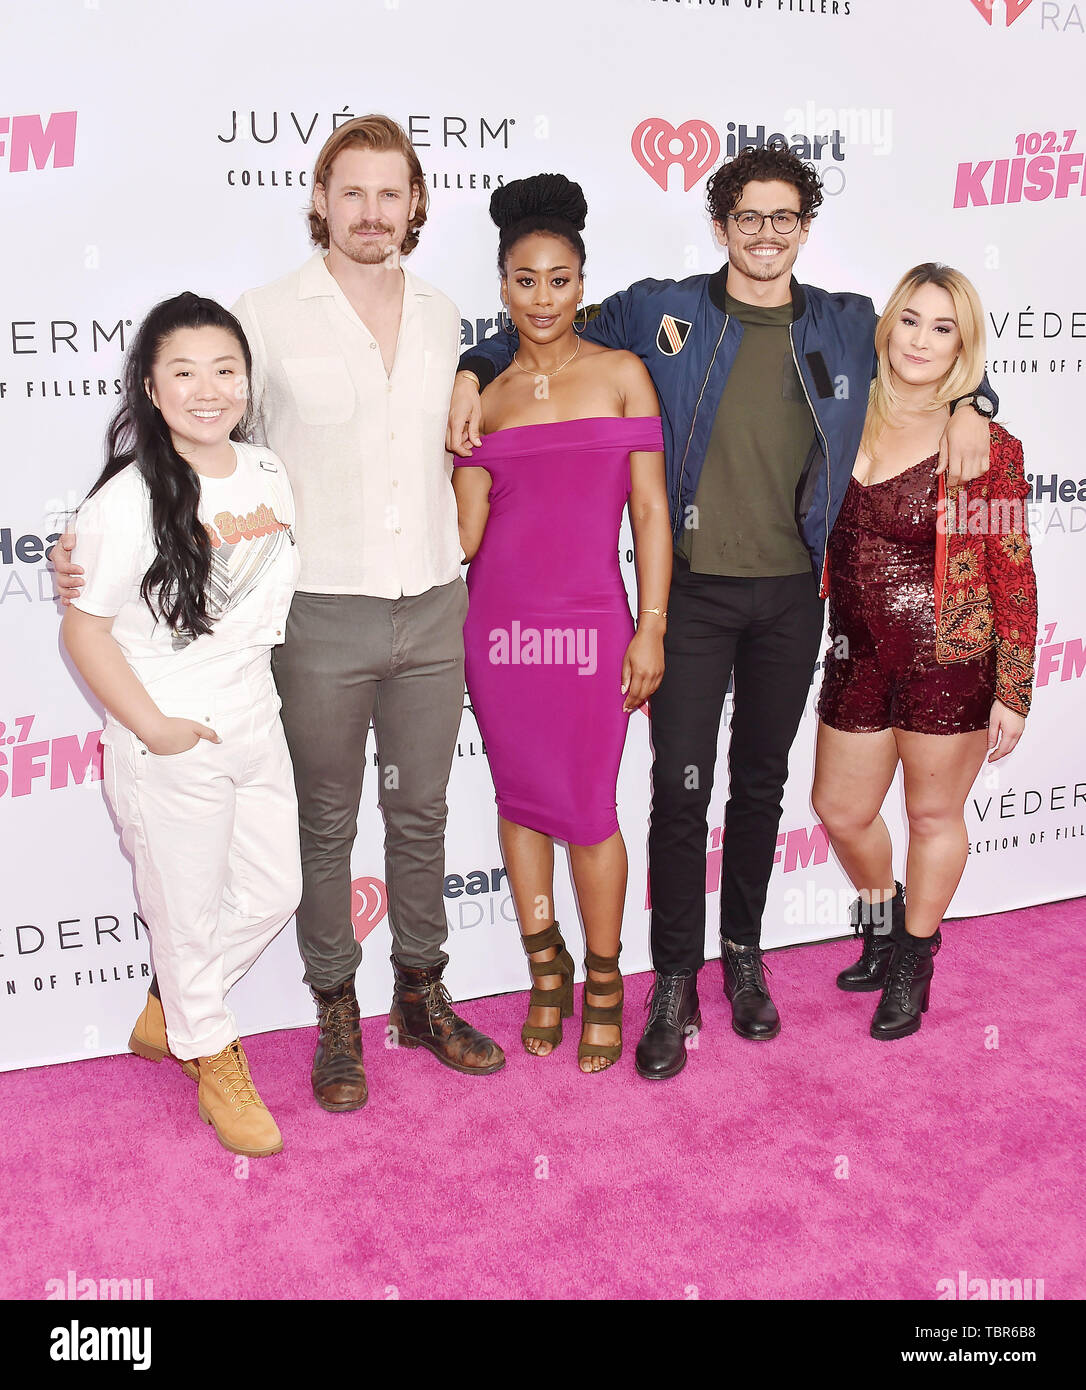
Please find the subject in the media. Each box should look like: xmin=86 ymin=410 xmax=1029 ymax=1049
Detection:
xmin=730 ymin=946 xmax=772 ymax=997
xmin=422 ymin=980 xmax=459 ymax=1037
xmin=645 ymin=974 xmax=686 ymax=1027
xmin=321 ymin=996 xmax=358 ymax=1058
xmin=208 ymin=1043 xmax=262 ymax=1110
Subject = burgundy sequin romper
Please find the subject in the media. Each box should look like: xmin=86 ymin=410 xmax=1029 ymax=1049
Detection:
xmin=817 ymin=456 xmax=995 ymax=735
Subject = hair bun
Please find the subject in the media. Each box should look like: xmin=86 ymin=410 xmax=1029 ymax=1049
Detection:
xmin=489 ymin=173 xmax=587 ymax=232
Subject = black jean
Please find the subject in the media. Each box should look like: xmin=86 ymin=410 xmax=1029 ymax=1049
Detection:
xmin=647 ymin=555 xmax=825 ymax=971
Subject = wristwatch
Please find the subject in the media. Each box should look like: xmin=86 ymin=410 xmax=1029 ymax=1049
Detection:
xmin=953 ymin=392 xmax=996 ymax=419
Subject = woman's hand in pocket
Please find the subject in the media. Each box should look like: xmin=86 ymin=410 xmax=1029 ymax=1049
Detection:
xmin=143 ymin=717 xmax=221 ymax=756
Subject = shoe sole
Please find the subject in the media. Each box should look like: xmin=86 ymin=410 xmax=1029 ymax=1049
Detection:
xmin=836 ymin=977 xmax=888 ymax=993
xmin=314 ymin=1091 xmax=369 ymax=1112
xmin=198 ymin=1104 xmax=283 ymax=1157
xmin=870 ymin=1020 xmax=923 ymax=1041
xmin=129 ymin=1030 xmax=199 ymax=1081
xmin=397 ymin=1035 xmax=506 ymax=1074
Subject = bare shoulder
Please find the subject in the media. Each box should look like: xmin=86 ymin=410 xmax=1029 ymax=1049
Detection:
xmin=581 ymin=343 xmax=650 ymax=382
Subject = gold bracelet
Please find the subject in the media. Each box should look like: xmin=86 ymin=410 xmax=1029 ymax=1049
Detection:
xmin=640 ymin=607 xmax=667 ymax=619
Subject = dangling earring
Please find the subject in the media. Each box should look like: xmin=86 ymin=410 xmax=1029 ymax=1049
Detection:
xmin=573 ymin=303 xmax=587 ymax=335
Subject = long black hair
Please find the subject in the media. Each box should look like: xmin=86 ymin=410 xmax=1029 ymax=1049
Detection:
xmin=490 ymin=173 xmax=588 ymax=273
xmin=85 ymin=292 xmax=253 ymax=638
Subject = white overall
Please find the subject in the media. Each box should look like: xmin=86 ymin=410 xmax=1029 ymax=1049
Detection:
xmin=75 ymin=442 xmax=302 ymax=1059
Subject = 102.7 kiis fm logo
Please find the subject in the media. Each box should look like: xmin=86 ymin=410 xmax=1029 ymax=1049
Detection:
xmin=0 ymin=111 xmax=76 ymax=172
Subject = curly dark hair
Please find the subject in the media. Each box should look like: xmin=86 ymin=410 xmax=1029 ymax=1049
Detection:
xmin=705 ymin=142 xmax=824 ymax=226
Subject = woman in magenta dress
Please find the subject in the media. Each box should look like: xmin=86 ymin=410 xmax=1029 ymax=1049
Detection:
xmin=452 ymin=174 xmax=671 ymax=1072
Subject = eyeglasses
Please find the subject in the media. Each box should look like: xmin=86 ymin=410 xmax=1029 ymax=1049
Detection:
xmin=727 ymin=210 xmax=802 ymax=235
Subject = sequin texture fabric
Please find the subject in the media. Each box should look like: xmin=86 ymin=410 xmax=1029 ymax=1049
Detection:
xmin=818 ymin=456 xmax=995 ymax=735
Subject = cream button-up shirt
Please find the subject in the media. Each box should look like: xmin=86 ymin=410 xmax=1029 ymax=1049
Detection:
xmin=233 ymin=252 xmax=462 ymax=598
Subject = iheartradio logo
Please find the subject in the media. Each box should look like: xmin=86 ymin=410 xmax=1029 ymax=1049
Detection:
xmin=351 ymin=876 xmax=388 ymax=942
xmin=632 ymin=118 xmax=720 ymax=193
xmin=968 ymin=0 xmax=1035 ymax=23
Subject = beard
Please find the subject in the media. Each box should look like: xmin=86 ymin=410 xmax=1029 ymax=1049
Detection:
xmin=333 ymin=223 xmax=400 ymax=265
xmin=736 ymin=247 xmax=791 ymax=281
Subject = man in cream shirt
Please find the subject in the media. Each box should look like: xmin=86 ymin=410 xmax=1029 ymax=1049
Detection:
xmin=53 ymin=116 xmax=504 ymax=1107
xmin=232 ymin=116 xmax=505 ymax=1108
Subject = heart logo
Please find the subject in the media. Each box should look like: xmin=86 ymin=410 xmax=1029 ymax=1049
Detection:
xmin=351 ymin=876 xmax=388 ymax=941
xmin=968 ymin=0 xmax=1035 ymax=23
xmin=632 ymin=118 xmax=721 ymax=193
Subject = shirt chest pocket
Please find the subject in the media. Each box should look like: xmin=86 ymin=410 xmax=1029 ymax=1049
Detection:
xmin=420 ymin=346 xmax=455 ymax=416
xmin=281 ymin=355 xmax=355 ymax=426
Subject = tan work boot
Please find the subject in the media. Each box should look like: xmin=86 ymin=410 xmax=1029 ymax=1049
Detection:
xmin=197 ymin=1040 xmax=283 ymax=1157
xmin=128 ymin=984 xmax=199 ymax=1081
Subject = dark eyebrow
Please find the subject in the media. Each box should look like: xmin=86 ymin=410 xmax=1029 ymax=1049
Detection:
xmin=164 ymin=355 xmax=242 ymax=366
xmin=903 ymin=306 xmax=957 ymax=324
xmin=512 ymin=265 xmax=573 ymax=273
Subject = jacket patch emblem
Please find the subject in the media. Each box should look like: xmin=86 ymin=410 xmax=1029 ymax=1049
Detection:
xmin=657 ymin=315 xmax=693 ymax=356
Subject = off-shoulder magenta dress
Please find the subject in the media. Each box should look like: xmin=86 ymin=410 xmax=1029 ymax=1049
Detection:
xmin=454 ymin=415 xmax=664 ymax=845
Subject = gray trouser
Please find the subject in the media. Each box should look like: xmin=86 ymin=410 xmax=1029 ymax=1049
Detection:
xmin=271 ymin=579 xmax=468 ymax=990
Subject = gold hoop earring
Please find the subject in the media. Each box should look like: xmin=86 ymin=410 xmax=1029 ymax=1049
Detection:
xmin=573 ymin=303 xmax=587 ymax=335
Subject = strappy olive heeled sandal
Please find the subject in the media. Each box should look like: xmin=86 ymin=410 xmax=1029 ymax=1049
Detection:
xmin=520 ymin=922 xmax=575 ymax=1055
xmin=578 ymin=946 xmax=623 ymax=1072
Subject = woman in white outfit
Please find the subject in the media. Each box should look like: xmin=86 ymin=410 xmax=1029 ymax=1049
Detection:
xmin=62 ymin=292 xmax=301 ymax=1158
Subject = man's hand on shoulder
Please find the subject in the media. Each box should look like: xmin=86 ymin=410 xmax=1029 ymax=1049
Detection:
xmin=49 ymin=532 xmax=83 ymax=605
xmin=446 ymin=372 xmax=483 ymax=457
xmin=939 ymin=403 xmax=991 ymax=488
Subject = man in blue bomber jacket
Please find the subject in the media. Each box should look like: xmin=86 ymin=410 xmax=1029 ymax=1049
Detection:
xmin=449 ymin=144 xmax=996 ymax=1081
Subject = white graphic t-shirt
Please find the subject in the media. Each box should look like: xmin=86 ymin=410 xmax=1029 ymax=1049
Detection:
xmin=73 ymin=441 xmax=299 ymax=694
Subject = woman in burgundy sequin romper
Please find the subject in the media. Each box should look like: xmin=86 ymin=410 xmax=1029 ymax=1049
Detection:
xmin=812 ymin=264 xmax=1037 ymax=1040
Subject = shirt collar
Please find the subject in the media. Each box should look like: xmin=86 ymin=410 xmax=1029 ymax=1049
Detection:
xmin=298 ymin=250 xmax=433 ymax=302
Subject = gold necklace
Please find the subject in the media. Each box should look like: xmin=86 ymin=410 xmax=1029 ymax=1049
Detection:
xmin=512 ymin=338 xmax=582 ymax=378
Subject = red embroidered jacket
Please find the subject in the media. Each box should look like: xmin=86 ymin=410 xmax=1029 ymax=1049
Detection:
xmin=933 ymin=422 xmax=1037 ymax=717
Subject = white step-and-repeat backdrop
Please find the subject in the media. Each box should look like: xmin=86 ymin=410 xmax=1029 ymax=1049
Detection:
xmin=2 ymin=0 xmax=1083 ymax=1069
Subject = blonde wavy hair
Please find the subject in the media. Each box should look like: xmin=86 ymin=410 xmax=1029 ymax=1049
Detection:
xmin=862 ymin=263 xmax=987 ymax=460
xmin=307 ymin=114 xmax=428 ymax=255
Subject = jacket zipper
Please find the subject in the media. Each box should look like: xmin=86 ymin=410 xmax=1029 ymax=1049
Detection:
xmin=674 ymin=314 xmax=729 ymax=540
xmin=789 ymin=324 xmax=832 ymax=592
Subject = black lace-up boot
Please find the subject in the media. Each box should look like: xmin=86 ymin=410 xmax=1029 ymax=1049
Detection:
xmin=721 ymin=939 xmax=780 ymax=1040
xmin=870 ymin=920 xmax=942 ymax=1041
xmin=635 ymin=971 xmax=701 ymax=1080
xmin=836 ymin=882 xmax=905 ymax=992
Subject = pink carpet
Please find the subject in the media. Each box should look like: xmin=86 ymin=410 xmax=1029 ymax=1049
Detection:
xmin=3 ymin=901 xmax=1083 ymax=1301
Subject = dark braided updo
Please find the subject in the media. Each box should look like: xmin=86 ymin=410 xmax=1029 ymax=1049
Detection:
xmin=490 ymin=173 xmax=587 ymax=272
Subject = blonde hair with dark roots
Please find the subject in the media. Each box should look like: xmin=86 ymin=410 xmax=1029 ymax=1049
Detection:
xmin=862 ymin=262 xmax=987 ymax=460
xmin=307 ymin=114 xmax=428 ymax=255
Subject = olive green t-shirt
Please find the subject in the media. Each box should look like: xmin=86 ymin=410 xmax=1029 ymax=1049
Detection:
xmin=678 ymin=292 xmax=815 ymax=577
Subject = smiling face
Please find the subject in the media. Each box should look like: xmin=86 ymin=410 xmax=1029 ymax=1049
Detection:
xmin=501 ymin=232 xmax=585 ymax=345
xmin=147 ymin=325 xmax=248 ymax=457
xmin=715 ymin=178 xmax=810 ymax=296
xmin=886 ymin=281 xmax=963 ymax=389
xmin=314 ymin=146 xmax=420 ymax=267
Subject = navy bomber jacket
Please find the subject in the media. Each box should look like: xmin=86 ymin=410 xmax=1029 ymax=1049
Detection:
xmin=458 ymin=264 xmax=997 ymax=594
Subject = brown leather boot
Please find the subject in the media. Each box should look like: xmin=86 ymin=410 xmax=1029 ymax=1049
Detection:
xmin=310 ymin=979 xmax=368 ymax=1112
xmin=197 ymin=1040 xmax=283 ymax=1157
xmin=128 ymin=978 xmax=199 ymax=1081
xmin=389 ymin=957 xmax=505 ymax=1075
